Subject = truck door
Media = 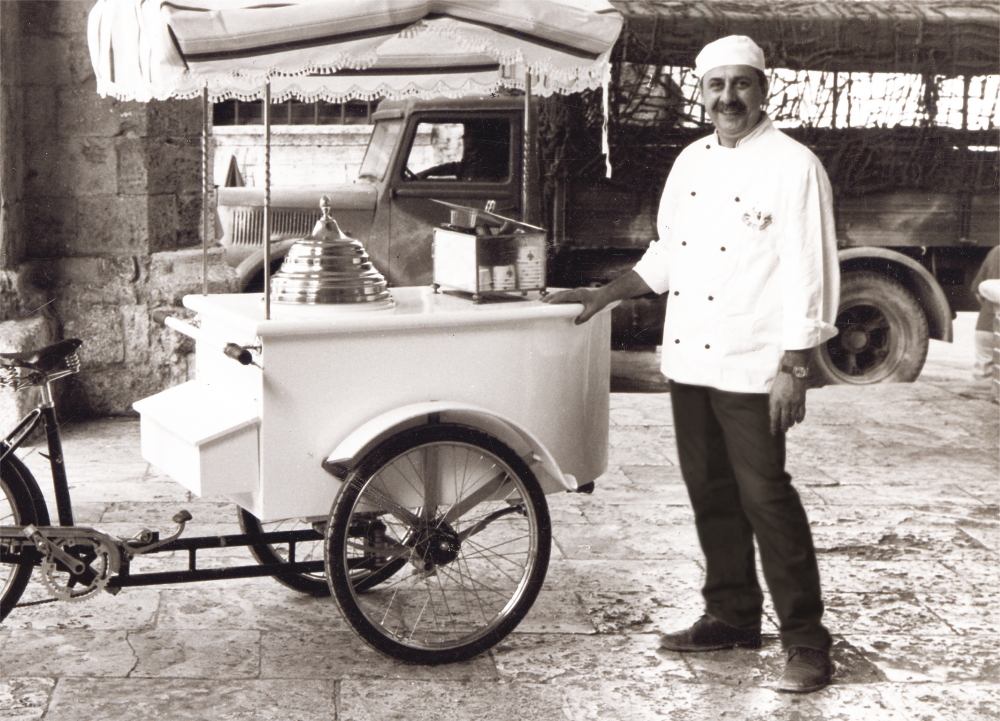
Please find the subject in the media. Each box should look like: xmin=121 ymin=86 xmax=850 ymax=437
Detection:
xmin=387 ymin=113 xmax=521 ymax=286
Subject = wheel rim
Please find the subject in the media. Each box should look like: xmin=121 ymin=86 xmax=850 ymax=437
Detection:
xmin=339 ymin=439 xmax=542 ymax=651
xmin=0 ymin=480 xmax=21 ymax=601
xmin=823 ymin=302 xmax=900 ymax=383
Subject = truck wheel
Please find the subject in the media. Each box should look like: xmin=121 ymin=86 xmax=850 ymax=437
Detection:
xmin=813 ymin=271 xmax=929 ymax=385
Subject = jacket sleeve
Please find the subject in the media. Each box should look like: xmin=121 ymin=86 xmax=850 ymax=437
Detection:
xmin=777 ymin=158 xmax=840 ymax=351
xmin=631 ymin=169 xmax=677 ymax=295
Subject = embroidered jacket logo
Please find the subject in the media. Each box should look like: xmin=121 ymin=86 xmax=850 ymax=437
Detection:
xmin=742 ymin=208 xmax=773 ymax=230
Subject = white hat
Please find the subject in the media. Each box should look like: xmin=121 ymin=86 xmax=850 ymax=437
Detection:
xmin=694 ymin=35 xmax=766 ymax=76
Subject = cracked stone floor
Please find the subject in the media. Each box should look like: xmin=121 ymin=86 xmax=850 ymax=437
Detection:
xmin=1 ymin=313 xmax=997 ymax=720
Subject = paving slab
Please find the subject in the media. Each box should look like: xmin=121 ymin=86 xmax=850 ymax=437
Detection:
xmin=0 ymin=313 xmax=996 ymax=720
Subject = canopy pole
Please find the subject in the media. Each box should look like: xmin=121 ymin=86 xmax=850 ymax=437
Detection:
xmin=522 ymin=69 xmax=533 ymax=225
xmin=263 ymin=82 xmax=272 ymax=320
xmin=201 ymin=87 xmax=210 ymax=296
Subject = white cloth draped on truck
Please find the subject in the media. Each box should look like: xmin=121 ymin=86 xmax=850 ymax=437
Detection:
xmin=88 ymin=0 xmax=624 ymax=103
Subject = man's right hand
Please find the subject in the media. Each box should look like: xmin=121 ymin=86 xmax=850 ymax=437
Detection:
xmin=541 ymin=270 xmax=654 ymax=325
xmin=542 ymin=288 xmax=606 ymax=325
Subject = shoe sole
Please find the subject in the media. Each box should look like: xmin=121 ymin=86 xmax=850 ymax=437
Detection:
xmin=659 ymin=638 xmax=762 ymax=652
xmin=775 ymin=679 xmax=831 ymax=694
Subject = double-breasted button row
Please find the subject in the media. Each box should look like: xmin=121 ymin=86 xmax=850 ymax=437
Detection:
xmin=672 ymin=291 xmax=715 ymax=301
xmin=672 ymin=339 xmax=713 ymax=349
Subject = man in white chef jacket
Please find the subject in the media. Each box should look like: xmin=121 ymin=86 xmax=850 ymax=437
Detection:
xmin=544 ymin=35 xmax=840 ymax=693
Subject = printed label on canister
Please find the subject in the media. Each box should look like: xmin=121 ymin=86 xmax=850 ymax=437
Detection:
xmin=516 ymin=246 xmax=544 ymax=289
xmin=492 ymin=265 xmax=517 ymax=291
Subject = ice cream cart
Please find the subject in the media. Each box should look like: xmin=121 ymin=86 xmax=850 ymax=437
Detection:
xmin=0 ymin=0 xmax=624 ymax=665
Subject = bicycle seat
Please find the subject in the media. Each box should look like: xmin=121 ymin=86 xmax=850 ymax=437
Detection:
xmin=0 ymin=338 xmax=83 ymax=372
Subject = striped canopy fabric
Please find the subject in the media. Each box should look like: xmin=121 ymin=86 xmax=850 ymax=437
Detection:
xmin=88 ymin=0 xmax=624 ymax=102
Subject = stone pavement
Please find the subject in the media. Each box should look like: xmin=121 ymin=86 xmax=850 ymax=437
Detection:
xmin=1 ymin=314 xmax=997 ymax=721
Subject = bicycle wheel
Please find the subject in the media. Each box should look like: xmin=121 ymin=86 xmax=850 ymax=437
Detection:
xmin=325 ymin=423 xmax=551 ymax=664
xmin=1 ymin=457 xmax=42 ymax=622
xmin=237 ymin=508 xmax=330 ymax=597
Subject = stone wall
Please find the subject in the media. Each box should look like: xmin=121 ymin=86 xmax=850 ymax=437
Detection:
xmin=0 ymin=1 xmax=237 ymax=424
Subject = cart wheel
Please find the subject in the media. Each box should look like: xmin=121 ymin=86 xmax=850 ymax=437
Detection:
xmin=325 ymin=423 xmax=551 ymax=664
xmin=1 ymin=458 xmax=43 ymax=621
xmin=237 ymin=509 xmax=330 ymax=597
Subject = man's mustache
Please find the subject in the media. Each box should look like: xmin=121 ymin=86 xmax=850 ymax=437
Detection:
xmin=713 ymin=100 xmax=748 ymax=114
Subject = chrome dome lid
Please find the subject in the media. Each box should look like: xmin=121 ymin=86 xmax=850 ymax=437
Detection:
xmin=270 ymin=196 xmax=393 ymax=306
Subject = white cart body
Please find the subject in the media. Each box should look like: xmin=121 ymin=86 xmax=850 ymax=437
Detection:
xmin=134 ymin=288 xmax=611 ymax=522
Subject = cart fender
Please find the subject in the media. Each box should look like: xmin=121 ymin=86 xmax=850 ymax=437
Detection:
xmin=322 ymin=401 xmax=578 ymax=494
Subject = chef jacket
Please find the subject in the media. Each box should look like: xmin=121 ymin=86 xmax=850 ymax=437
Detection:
xmin=632 ymin=115 xmax=839 ymax=394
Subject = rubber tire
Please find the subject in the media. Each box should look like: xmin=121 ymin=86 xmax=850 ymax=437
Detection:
xmin=326 ymin=423 xmax=551 ymax=664
xmin=237 ymin=508 xmax=330 ymax=597
xmin=813 ymin=271 xmax=929 ymax=385
xmin=1 ymin=457 xmax=43 ymax=622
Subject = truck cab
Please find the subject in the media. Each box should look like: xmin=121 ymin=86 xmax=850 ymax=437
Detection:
xmin=218 ymin=96 xmax=527 ymax=292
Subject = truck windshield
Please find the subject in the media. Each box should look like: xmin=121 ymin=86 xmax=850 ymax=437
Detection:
xmin=358 ymin=119 xmax=403 ymax=181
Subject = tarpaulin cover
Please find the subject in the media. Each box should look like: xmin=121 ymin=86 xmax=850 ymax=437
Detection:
xmin=88 ymin=0 xmax=623 ymax=102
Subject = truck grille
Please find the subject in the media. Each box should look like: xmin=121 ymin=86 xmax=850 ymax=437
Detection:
xmin=229 ymin=208 xmax=322 ymax=246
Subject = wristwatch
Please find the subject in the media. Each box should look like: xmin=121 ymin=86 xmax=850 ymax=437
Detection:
xmin=781 ymin=364 xmax=809 ymax=379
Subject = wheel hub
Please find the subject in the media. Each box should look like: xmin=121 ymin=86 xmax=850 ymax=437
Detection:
xmin=843 ymin=329 xmax=870 ymax=352
xmin=413 ymin=522 xmax=461 ymax=567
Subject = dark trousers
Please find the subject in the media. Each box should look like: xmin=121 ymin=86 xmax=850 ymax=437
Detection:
xmin=670 ymin=381 xmax=832 ymax=652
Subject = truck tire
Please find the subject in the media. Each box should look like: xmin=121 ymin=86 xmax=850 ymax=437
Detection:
xmin=813 ymin=271 xmax=929 ymax=385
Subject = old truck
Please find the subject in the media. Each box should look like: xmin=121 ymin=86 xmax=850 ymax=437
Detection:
xmin=215 ymin=1 xmax=999 ymax=385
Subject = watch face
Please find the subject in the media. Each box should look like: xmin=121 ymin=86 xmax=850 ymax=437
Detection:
xmin=793 ymin=367 xmax=808 ymax=379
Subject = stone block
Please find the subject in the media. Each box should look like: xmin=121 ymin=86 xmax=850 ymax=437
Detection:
xmin=0 ymin=314 xmax=56 ymax=430
xmin=22 ymin=85 xmax=56 ymax=148
xmin=23 ymin=195 xmax=80 ymax=258
xmin=26 ymin=136 xmax=117 ymax=198
xmin=147 ymin=194 xmax=181 ymax=253
xmin=56 ymin=86 xmax=141 ymax=139
xmin=76 ymin=195 xmax=150 ymax=255
xmin=146 ymin=98 xmax=205 ymax=138
xmin=20 ymin=0 xmax=92 ymax=37
xmin=57 ymin=302 xmax=124 ymax=366
xmin=144 ymin=136 xmax=204 ymax=195
xmin=115 ymin=137 xmax=149 ymax=194
xmin=144 ymin=247 xmax=238 ymax=305
xmin=24 ymin=256 xmax=139 ymax=305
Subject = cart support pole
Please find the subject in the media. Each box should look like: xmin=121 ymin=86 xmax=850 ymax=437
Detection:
xmin=263 ymin=82 xmax=272 ymax=320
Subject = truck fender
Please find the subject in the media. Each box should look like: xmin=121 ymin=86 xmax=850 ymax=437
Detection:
xmin=322 ymin=401 xmax=578 ymax=494
xmin=838 ymin=247 xmax=953 ymax=342
xmin=234 ymin=239 xmax=299 ymax=290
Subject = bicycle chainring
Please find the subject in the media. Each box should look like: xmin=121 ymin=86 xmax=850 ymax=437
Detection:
xmin=40 ymin=536 xmax=114 ymax=602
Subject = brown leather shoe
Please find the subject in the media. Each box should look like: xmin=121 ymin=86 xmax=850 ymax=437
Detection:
xmin=776 ymin=646 xmax=834 ymax=693
xmin=658 ymin=614 xmax=762 ymax=652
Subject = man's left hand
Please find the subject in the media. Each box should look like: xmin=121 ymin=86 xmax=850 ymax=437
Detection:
xmin=769 ymin=371 xmax=807 ymax=435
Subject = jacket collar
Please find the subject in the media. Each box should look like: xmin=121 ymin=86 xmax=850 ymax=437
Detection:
xmin=713 ymin=113 xmax=773 ymax=149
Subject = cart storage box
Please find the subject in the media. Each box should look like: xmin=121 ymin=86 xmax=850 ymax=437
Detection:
xmin=133 ymin=381 xmax=260 ymax=497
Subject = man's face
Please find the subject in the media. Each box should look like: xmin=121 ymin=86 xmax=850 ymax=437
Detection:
xmin=701 ymin=65 xmax=765 ymax=147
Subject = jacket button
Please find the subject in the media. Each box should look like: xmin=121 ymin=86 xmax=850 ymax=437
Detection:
xmin=673 ymin=291 xmax=679 ymax=296
xmin=708 ymin=296 xmax=714 ymax=301
xmin=674 ymin=339 xmax=680 ymax=344
xmin=691 ymin=191 xmax=696 ymax=196
xmin=720 ymin=247 xmax=726 ymax=252
xmin=705 ymin=344 xmax=711 ymax=349
xmin=735 ymin=197 xmax=740 ymax=202
xmin=681 ymin=241 xmax=687 ymax=246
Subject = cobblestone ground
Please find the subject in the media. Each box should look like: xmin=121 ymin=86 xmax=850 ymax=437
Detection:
xmin=1 ymin=314 xmax=996 ymax=720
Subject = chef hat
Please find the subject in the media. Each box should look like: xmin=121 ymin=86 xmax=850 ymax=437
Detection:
xmin=694 ymin=35 xmax=766 ymax=76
